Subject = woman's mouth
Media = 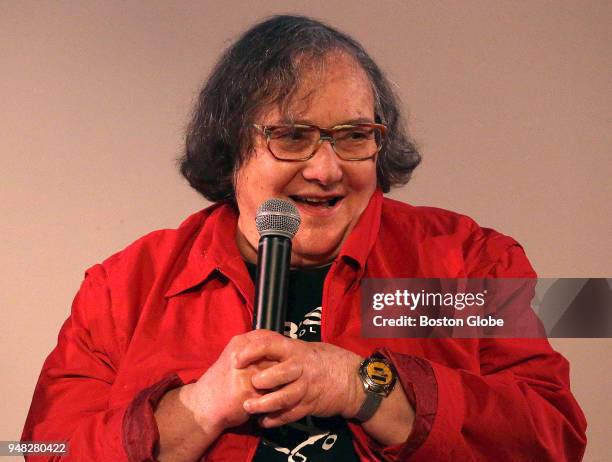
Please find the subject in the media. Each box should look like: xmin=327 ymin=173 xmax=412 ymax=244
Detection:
xmin=289 ymin=195 xmax=344 ymax=208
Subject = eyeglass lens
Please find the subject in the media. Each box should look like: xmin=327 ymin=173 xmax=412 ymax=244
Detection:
xmin=267 ymin=126 xmax=381 ymax=160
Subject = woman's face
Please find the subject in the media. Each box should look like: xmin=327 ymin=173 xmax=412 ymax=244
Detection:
xmin=235 ymin=53 xmax=378 ymax=267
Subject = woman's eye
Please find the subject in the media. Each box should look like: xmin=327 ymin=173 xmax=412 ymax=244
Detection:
xmin=341 ymin=129 xmax=372 ymax=141
xmin=288 ymin=131 xmax=306 ymax=140
xmin=274 ymin=129 xmax=306 ymax=140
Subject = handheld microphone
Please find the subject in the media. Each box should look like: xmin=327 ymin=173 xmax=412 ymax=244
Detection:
xmin=252 ymin=199 xmax=301 ymax=332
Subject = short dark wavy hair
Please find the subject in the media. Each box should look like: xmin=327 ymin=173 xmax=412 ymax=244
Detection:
xmin=179 ymin=15 xmax=421 ymax=202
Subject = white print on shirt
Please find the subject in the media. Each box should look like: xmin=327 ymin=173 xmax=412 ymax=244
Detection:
xmin=284 ymin=306 xmax=322 ymax=339
xmin=261 ymin=416 xmax=338 ymax=462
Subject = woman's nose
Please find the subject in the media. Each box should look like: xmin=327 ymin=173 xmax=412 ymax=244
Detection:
xmin=300 ymin=140 xmax=344 ymax=186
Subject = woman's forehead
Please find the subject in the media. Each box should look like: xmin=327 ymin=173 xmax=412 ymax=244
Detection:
xmin=260 ymin=53 xmax=375 ymax=124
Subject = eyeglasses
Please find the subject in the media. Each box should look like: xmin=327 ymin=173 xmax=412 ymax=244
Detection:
xmin=253 ymin=123 xmax=387 ymax=161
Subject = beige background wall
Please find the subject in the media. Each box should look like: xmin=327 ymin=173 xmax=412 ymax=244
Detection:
xmin=2 ymin=1 xmax=610 ymax=460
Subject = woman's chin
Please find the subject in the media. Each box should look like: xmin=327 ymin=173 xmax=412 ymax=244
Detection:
xmin=289 ymin=240 xmax=342 ymax=267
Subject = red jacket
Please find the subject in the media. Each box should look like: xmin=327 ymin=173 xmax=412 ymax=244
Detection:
xmin=23 ymin=191 xmax=587 ymax=461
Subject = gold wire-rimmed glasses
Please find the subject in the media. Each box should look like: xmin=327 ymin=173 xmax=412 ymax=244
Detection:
xmin=253 ymin=123 xmax=387 ymax=161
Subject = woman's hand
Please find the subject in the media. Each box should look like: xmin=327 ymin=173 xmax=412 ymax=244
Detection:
xmin=181 ymin=330 xmax=278 ymax=434
xmin=158 ymin=329 xmax=413 ymax=459
xmin=235 ymin=330 xmax=364 ymax=428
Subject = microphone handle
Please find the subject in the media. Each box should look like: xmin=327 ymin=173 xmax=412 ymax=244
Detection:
xmin=253 ymin=235 xmax=292 ymax=332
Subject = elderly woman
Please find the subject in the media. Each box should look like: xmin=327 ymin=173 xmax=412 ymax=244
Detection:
xmin=23 ymin=15 xmax=586 ymax=462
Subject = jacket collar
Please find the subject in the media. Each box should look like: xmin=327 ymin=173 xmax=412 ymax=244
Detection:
xmin=336 ymin=188 xmax=382 ymax=270
xmin=164 ymin=189 xmax=383 ymax=297
xmin=164 ymin=202 xmax=251 ymax=298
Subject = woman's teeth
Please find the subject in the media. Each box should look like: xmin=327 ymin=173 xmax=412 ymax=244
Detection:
xmin=291 ymin=196 xmax=341 ymax=207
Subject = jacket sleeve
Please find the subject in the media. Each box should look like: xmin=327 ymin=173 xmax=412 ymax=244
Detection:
xmin=380 ymin=339 xmax=586 ymax=461
xmin=350 ymin=238 xmax=587 ymax=461
xmin=21 ymin=265 xmax=182 ymax=462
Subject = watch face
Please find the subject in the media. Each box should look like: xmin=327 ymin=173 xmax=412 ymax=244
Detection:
xmin=366 ymin=360 xmax=394 ymax=386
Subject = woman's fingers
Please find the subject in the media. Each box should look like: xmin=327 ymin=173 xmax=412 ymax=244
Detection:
xmin=235 ymin=331 xmax=293 ymax=368
xmin=243 ymin=378 xmax=307 ymax=415
xmin=251 ymin=359 xmax=303 ymax=390
xmin=234 ymin=335 xmax=361 ymax=426
xmin=258 ymin=406 xmax=310 ymax=428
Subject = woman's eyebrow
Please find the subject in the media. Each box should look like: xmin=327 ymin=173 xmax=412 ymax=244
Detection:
xmin=336 ymin=117 xmax=375 ymax=125
xmin=275 ymin=116 xmax=375 ymax=126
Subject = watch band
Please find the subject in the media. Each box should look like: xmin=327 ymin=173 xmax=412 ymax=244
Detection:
xmin=354 ymin=392 xmax=382 ymax=422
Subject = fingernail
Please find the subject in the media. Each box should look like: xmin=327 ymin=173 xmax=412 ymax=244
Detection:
xmin=243 ymin=400 xmax=253 ymax=412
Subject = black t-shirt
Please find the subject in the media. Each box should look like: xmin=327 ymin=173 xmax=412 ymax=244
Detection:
xmin=246 ymin=263 xmax=360 ymax=462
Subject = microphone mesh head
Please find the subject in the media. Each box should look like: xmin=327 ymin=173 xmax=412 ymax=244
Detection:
xmin=255 ymin=199 xmax=301 ymax=238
